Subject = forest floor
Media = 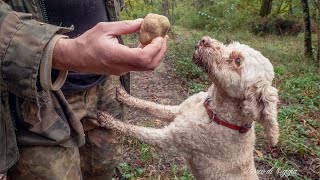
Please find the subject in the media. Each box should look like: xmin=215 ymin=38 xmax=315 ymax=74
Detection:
xmin=120 ymin=60 xmax=191 ymax=179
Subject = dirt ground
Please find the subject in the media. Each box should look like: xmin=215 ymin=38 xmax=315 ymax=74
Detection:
xmin=121 ymin=59 xmax=191 ymax=179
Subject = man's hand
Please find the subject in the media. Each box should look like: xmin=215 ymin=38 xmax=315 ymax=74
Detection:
xmin=52 ymin=19 xmax=168 ymax=75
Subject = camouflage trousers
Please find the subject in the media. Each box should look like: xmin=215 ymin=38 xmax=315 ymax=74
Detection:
xmin=8 ymin=76 xmax=124 ymax=180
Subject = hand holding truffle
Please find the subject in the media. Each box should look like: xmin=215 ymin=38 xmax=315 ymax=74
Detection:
xmin=139 ymin=13 xmax=170 ymax=45
xmin=53 ymin=18 xmax=168 ymax=75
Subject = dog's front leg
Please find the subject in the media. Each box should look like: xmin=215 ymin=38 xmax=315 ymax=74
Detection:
xmin=97 ymin=111 xmax=177 ymax=153
xmin=116 ymin=86 xmax=180 ymax=121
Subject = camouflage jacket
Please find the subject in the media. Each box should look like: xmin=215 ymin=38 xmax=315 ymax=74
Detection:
xmin=0 ymin=0 xmax=123 ymax=173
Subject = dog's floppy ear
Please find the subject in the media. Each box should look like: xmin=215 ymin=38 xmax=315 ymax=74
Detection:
xmin=243 ymin=80 xmax=279 ymax=146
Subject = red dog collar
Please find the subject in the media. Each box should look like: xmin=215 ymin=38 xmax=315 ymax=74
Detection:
xmin=204 ymin=98 xmax=252 ymax=133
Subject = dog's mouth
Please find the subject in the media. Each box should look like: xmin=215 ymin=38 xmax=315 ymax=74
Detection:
xmin=193 ymin=36 xmax=223 ymax=74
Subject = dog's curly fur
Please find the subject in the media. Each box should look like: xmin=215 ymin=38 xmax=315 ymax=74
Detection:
xmin=97 ymin=36 xmax=279 ymax=179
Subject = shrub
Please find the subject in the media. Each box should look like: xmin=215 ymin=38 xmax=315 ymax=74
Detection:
xmin=249 ymin=16 xmax=302 ymax=36
xmin=174 ymin=1 xmax=256 ymax=32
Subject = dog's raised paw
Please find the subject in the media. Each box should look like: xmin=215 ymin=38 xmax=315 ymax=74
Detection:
xmin=97 ymin=111 xmax=116 ymax=127
xmin=116 ymin=86 xmax=129 ymax=103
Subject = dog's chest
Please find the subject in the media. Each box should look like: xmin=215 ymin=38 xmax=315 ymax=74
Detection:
xmin=170 ymin=112 xmax=225 ymax=153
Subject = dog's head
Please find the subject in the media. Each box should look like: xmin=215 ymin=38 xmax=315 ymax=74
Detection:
xmin=193 ymin=36 xmax=279 ymax=146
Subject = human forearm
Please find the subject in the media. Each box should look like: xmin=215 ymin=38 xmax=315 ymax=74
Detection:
xmin=52 ymin=20 xmax=168 ymax=76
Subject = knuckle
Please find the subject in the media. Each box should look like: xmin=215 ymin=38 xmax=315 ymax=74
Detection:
xmin=121 ymin=20 xmax=131 ymax=26
xmin=96 ymin=22 xmax=106 ymax=28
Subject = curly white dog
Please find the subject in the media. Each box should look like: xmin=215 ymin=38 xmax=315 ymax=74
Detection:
xmin=97 ymin=36 xmax=279 ymax=180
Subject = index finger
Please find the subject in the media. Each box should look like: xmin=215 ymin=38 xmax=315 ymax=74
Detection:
xmin=106 ymin=19 xmax=143 ymax=35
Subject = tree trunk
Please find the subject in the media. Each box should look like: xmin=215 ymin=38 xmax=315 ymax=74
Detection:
xmin=301 ymin=0 xmax=314 ymax=60
xmin=171 ymin=0 xmax=175 ymax=26
xmin=314 ymin=0 xmax=320 ymax=66
xmin=260 ymin=0 xmax=273 ymax=17
xmin=162 ymin=0 xmax=168 ymax=16
xmin=318 ymin=11 xmax=320 ymax=66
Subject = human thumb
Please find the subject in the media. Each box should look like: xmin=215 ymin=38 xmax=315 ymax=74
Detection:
xmin=106 ymin=18 xmax=143 ymax=35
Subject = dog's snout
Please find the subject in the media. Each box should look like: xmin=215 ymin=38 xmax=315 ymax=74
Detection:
xmin=199 ymin=37 xmax=211 ymax=47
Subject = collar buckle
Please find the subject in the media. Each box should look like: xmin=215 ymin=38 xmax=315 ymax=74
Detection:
xmin=239 ymin=124 xmax=252 ymax=133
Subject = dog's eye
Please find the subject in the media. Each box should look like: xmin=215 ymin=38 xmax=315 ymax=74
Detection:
xmin=235 ymin=58 xmax=241 ymax=66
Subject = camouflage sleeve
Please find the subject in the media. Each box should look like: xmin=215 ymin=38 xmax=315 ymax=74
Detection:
xmin=40 ymin=35 xmax=69 ymax=91
xmin=0 ymin=1 xmax=69 ymax=99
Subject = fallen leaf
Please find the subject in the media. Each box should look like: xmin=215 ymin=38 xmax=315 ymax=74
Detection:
xmin=255 ymin=150 xmax=264 ymax=157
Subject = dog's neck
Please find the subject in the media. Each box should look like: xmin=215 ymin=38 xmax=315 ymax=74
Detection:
xmin=208 ymin=85 xmax=252 ymax=127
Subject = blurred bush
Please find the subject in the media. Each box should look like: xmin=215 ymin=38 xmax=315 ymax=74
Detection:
xmin=249 ymin=16 xmax=303 ymax=36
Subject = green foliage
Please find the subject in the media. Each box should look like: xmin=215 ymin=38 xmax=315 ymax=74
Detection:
xmin=276 ymin=73 xmax=320 ymax=156
xmin=274 ymin=65 xmax=286 ymax=76
xmin=139 ymin=143 xmax=158 ymax=162
xmin=120 ymin=137 xmax=194 ymax=179
xmin=188 ymin=81 xmax=205 ymax=94
xmin=166 ymin=27 xmax=212 ymax=92
xmin=119 ymin=162 xmax=144 ymax=179
xmin=171 ymin=164 xmax=194 ymax=180
xmin=121 ymin=0 xmax=161 ymax=20
xmin=166 ymin=28 xmax=205 ymax=80
xmin=277 ymin=105 xmax=312 ymax=155
xmin=249 ymin=16 xmax=302 ymax=36
xmin=120 ymin=0 xmax=307 ymax=37
xmin=281 ymin=74 xmax=320 ymax=110
xmin=174 ymin=0 xmax=258 ymax=31
xmin=272 ymin=0 xmax=302 ymax=16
